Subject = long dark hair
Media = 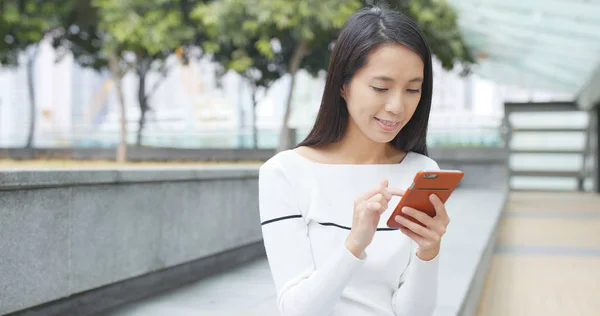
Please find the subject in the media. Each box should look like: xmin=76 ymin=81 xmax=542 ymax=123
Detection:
xmin=296 ymin=6 xmax=433 ymax=156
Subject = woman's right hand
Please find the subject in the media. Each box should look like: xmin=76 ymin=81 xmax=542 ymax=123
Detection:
xmin=345 ymin=179 xmax=404 ymax=258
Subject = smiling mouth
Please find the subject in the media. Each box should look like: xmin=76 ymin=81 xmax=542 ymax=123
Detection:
xmin=375 ymin=117 xmax=401 ymax=131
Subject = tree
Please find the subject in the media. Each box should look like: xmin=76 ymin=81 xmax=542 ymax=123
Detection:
xmin=51 ymin=0 xmax=199 ymax=161
xmin=50 ymin=0 xmax=129 ymax=161
xmin=196 ymin=30 xmax=286 ymax=148
xmin=93 ymin=0 xmax=196 ymax=147
xmin=193 ymin=0 xmax=362 ymax=151
xmin=0 ymin=0 xmax=66 ymax=148
xmin=395 ymin=0 xmax=475 ymax=73
xmin=194 ymin=0 xmax=475 ymax=151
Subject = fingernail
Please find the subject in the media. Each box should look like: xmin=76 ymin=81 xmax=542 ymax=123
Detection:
xmin=402 ymin=207 xmax=408 ymax=213
xmin=395 ymin=215 xmax=402 ymax=222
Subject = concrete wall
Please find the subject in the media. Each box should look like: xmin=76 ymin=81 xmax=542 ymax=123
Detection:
xmin=0 ymin=166 xmax=261 ymax=315
xmin=0 ymin=147 xmax=275 ymax=162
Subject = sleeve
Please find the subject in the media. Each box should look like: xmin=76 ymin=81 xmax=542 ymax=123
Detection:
xmin=391 ymin=156 xmax=441 ymax=316
xmin=258 ymin=159 xmax=365 ymax=316
xmin=391 ymin=240 xmax=440 ymax=316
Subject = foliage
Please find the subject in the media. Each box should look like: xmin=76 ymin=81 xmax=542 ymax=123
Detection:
xmin=51 ymin=0 xmax=107 ymax=70
xmin=0 ymin=0 xmax=67 ymax=148
xmin=402 ymin=0 xmax=475 ymax=72
xmin=0 ymin=0 xmax=66 ymax=65
xmin=193 ymin=0 xmax=364 ymax=150
xmin=192 ymin=0 xmax=361 ymax=73
xmin=94 ymin=0 xmax=198 ymax=146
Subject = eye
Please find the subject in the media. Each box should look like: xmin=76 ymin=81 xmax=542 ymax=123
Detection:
xmin=407 ymin=89 xmax=421 ymax=94
xmin=371 ymin=86 xmax=388 ymax=92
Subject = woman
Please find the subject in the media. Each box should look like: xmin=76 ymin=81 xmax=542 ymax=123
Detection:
xmin=258 ymin=6 xmax=449 ymax=316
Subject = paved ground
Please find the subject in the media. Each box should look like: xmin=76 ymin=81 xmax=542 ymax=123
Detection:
xmin=476 ymin=191 xmax=600 ymax=316
xmin=95 ymin=188 xmax=507 ymax=316
xmin=96 ymin=258 xmax=279 ymax=316
xmin=96 ymin=190 xmax=600 ymax=316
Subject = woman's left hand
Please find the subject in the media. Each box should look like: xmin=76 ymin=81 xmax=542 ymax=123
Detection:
xmin=394 ymin=194 xmax=450 ymax=261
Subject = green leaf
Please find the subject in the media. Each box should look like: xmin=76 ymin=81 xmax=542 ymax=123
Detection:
xmin=256 ymin=37 xmax=275 ymax=59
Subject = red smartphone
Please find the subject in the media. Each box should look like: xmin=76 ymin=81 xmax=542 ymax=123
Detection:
xmin=386 ymin=170 xmax=464 ymax=229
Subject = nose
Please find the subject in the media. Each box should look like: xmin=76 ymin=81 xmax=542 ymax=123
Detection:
xmin=384 ymin=95 xmax=404 ymax=115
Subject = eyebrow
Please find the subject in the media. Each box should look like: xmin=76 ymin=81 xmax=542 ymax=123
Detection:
xmin=372 ymin=76 xmax=423 ymax=83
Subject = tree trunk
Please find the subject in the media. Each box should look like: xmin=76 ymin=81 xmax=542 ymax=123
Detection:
xmin=109 ymin=52 xmax=128 ymax=163
xmin=137 ymin=62 xmax=169 ymax=147
xmin=136 ymin=67 xmax=148 ymax=147
xmin=251 ymin=85 xmax=258 ymax=149
xmin=277 ymin=40 xmax=308 ymax=152
xmin=25 ymin=44 xmax=40 ymax=148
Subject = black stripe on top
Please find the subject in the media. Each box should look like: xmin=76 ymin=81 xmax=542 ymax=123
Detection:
xmin=261 ymin=215 xmax=399 ymax=231
xmin=319 ymin=222 xmax=399 ymax=231
xmin=261 ymin=214 xmax=303 ymax=225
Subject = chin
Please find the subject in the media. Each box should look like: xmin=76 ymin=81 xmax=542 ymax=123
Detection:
xmin=369 ymin=131 xmax=399 ymax=144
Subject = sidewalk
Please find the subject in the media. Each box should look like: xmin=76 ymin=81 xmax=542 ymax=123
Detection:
xmin=476 ymin=191 xmax=600 ymax=315
xmin=96 ymin=258 xmax=278 ymax=316
xmin=97 ymin=189 xmax=507 ymax=316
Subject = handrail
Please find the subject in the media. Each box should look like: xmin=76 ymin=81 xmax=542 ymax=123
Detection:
xmin=503 ymin=101 xmax=590 ymax=191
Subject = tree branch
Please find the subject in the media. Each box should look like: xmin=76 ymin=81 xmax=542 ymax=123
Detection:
xmin=145 ymin=67 xmax=171 ymax=102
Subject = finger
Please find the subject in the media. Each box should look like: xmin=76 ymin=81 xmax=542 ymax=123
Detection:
xmin=368 ymin=193 xmax=388 ymax=207
xmin=403 ymin=207 xmax=448 ymax=236
xmin=378 ymin=179 xmax=394 ymax=202
xmin=380 ymin=186 xmax=392 ymax=202
xmin=359 ymin=181 xmax=390 ymax=201
xmin=358 ymin=186 xmax=383 ymax=202
xmin=430 ymin=194 xmax=449 ymax=222
xmin=380 ymin=178 xmax=388 ymax=188
xmin=388 ymin=187 xmax=406 ymax=197
xmin=401 ymin=207 xmax=435 ymax=227
xmin=399 ymin=226 xmax=426 ymax=244
xmin=395 ymin=215 xmax=439 ymax=241
xmin=366 ymin=201 xmax=382 ymax=212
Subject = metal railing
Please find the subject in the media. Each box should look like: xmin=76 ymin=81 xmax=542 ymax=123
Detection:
xmin=503 ymin=101 xmax=592 ymax=192
xmin=0 ymin=127 xmax=505 ymax=150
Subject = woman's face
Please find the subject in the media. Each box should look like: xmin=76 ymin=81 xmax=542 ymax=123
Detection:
xmin=341 ymin=43 xmax=424 ymax=144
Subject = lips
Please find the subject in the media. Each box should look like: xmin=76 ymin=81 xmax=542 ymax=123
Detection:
xmin=375 ymin=117 xmax=400 ymax=131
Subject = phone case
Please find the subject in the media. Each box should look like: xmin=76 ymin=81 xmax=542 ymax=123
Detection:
xmin=386 ymin=170 xmax=464 ymax=229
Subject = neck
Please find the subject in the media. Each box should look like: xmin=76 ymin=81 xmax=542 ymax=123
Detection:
xmin=327 ymin=121 xmax=400 ymax=164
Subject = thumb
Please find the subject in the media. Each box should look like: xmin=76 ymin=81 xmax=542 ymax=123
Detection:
xmin=380 ymin=179 xmax=391 ymax=201
xmin=380 ymin=178 xmax=388 ymax=188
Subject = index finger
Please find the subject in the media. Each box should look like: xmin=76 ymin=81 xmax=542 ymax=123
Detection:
xmin=387 ymin=187 xmax=406 ymax=196
xmin=359 ymin=179 xmax=391 ymax=201
xmin=358 ymin=185 xmax=385 ymax=201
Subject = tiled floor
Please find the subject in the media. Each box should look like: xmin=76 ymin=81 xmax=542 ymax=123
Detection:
xmin=476 ymin=191 xmax=600 ymax=316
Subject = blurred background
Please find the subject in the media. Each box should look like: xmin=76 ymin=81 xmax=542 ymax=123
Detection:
xmin=0 ymin=1 xmax=598 ymax=316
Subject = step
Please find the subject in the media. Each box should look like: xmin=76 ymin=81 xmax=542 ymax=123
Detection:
xmin=510 ymin=149 xmax=585 ymax=154
xmin=511 ymin=128 xmax=588 ymax=133
xmin=510 ymin=170 xmax=583 ymax=178
xmin=504 ymin=101 xmax=579 ymax=113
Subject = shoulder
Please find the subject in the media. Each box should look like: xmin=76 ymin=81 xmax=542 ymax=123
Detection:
xmin=259 ymin=149 xmax=303 ymax=183
xmin=407 ymin=151 xmax=440 ymax=171
xmin=258 ymin=150 xmax=309 ymax=219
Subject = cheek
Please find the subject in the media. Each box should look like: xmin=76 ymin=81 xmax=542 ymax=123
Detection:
xmin=406 ymin=95 xmax=421 ymax=115
xmin=347 ymin=88 xmax=379 ymax=119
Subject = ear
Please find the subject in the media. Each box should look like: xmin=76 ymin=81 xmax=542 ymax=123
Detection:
xmin=340 ymin=84 xmax=347 ymax=100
